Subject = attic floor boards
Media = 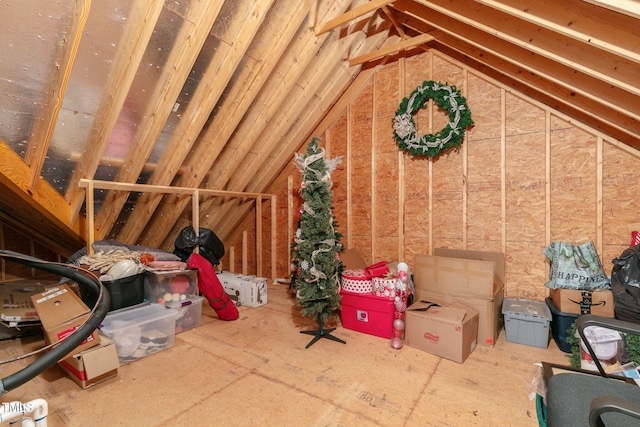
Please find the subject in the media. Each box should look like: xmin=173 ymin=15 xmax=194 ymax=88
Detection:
xmin=1 ymin=284 xmax=569 ymax=426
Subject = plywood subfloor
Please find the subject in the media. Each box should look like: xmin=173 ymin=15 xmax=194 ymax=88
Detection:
xmin=0 ymin=284 xmax=569 ymax=426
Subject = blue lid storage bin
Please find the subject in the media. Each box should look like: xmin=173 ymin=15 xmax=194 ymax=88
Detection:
xmin=502 ymin=298 xmax=551 ymax=348
xmin=545 ymin=297 xmax=578 ymax=353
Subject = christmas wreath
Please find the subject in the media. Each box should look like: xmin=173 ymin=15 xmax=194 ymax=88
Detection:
xmin=393 ymin=80 xmax=473 ymax=157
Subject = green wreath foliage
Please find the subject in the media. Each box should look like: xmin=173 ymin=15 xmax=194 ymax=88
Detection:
xmin=393 ymin=80 xmax=474 ymax=158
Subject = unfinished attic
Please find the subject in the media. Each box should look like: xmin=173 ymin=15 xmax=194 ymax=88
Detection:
xmin=1 ymin=0 xmax=640 ymax=425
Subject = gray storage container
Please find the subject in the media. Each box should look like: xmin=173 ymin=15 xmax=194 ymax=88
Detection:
xmin=502 ymin=298 xmax=551 ymax=348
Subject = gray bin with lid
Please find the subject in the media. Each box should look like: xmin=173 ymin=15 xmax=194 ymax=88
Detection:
xmin=502 ymin=298 xmax=552 ymax=348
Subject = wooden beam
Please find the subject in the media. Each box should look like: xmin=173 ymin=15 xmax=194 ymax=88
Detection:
xmin=25 ymin=0 xmax=91 ymax=193
xmin=315 ymin=0 xmax=395 ymax=35
xmin=159 ymin=0 xmax=358 ymax=244
xmin=136 ymin=0 xmax=319 ymax=248
xmin=408 ymin=0 xmax=640 ymax=97
xmin=392 ymin=4 xmax=640 ymax=130
xmin=475 ymin=0 xmax=640 ymax=63
xmin=582 ymin=0 xmax=640 ymax=19
xmin=116 ymin=0 xmax=274 ymax=244
xmin=349 ymin=32 xmax=434 ymax=65
xmin=65 ymin=0 xmax=165 ymax=222
xmin=93 ymin=0 xmax=222 ymax=240
xmin=381 ymin=5 xmax=405 ymax=37
xmin=0 ymin=140 xmax=85 ymax=252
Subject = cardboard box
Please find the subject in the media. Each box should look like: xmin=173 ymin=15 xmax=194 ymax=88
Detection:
xmin=405 ymin=301 xmax=479 ymax=363
xmin=217 ymin=271 xmax=267 ymax=308
xmin=31 ymin=284 xmax=100 ymax=354
xmin=549 ymin=288 xmax=614 ymax=317
xmin=341 ymin=248 xmax=367 ymax=270
xmin=0 ymin=280 xmax=47 ymax=327
xmin=417 ymin=284 xmax=504 ymax=347
xmin=58 ymin=334 xmax=119 ymax=389
xmin=414 ymin=249 xmax=504 ymax=298
xmin=414 ymin=249 xmax=505 ymax=346
xmin=339 ymin=290 xmax=395 ymax=339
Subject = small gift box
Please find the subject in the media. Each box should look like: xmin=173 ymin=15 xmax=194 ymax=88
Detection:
xmin=341 ymin=269 xmax=373 ymax=293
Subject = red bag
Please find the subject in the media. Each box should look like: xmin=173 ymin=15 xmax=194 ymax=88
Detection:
xmin=364 ymin=261 xmax=390 ymax=279
xmin=187 ymin=253 xmax=239 ymax=321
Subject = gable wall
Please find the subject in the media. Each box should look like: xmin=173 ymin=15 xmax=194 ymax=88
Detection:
xmin=227 ymin=49 xmax=639 ymax=301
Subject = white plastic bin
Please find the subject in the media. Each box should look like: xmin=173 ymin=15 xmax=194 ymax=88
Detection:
xmin=100 ymin=304 xmax=178 ymax=365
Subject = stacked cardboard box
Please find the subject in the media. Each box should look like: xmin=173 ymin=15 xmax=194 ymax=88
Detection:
xmin=59 ymin=334 xmax=119 ymax=389
xmin=30 ymin=284 xmax=101 ymax=354
xmin=549 ymin=288 xmax=614 ymax=317
xmin=413 ymin=249 xmax=505 ymax=347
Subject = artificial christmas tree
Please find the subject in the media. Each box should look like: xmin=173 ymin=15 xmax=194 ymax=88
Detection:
xmin=291 ymin=137 xmax=345 ymax=348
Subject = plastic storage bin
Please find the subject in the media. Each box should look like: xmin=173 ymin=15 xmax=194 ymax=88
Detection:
xmin=165 ymin=295 xmax=203 ymax=334
xmin=100 ymin=304 xmax=178 ymax=365
xmin=339 ymin=290 xmax=395 ymax=339
xmin=545 ymin=297 xmax=578 ymax=353
xmin=83 ymin=273 xmax=145 ymax=312
xmin=144 ymin=270 xmax=198 ymax=303
xmin=502 ymin=298 xmax=551 ymax=348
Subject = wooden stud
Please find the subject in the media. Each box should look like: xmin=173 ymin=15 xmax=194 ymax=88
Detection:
xmin=462 ymin=69 xmax=468 ymax=249
xmin=398 ymin=57 xmax=406 ymax=261
xmin=256 ymin=199 xmax=262 ymax=277
xmin=501 ymin=89 xmax=507 ymax=255
xmin=243 ymin=231 xmax=248 ymax=275
xmin=596 ymin=136 xmax=603 ymax=254
xmin=271 ymin=195 xmax=277 ymax=281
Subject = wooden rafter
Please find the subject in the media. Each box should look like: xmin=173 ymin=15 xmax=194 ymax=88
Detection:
xmin=139 ymin=0 xmax=351 ymax=248
xmin=348 ymin=32 xmax=434 ymax=65
xmin=93 ymin=0 xmax=223 ymax=240
xmin=315 ymin=0 xmax=395 ymax=35
xmin=65 ymin=0 xmax=166 ymax=222
xmin=24 ymin=0 xmax=91 ymax=193
xmin=116 ymin=0 xmax=277 ymax=244
xmin=409 ymin=0 xmax=640 ymax=97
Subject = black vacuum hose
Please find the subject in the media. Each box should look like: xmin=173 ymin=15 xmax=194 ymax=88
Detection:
xmin=0 ymin=250 xmax=111 ymax=395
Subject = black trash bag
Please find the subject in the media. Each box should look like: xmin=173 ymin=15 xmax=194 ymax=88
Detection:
xmin=610 ymin=244 xmax=640 ymax=323
xmin=173 ymin=226 xmax=225 ymax=266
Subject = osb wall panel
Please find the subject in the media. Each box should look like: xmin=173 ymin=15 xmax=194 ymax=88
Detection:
xmin=330 ymin=113 xmax=349 ymax=247
xmin=466 ymin=75 xmax=502 ymax=252
xmin=431 ymin=57 xmax=465 ymax=251
xmin=403 ymin=54 xmax=432 ymax=263
xmin=232 ymin=50 xmax=640 ymax=303
xmin=350 ymin=80 xmax=374 ymax=265
xmin=602 ymin=143 xmax=640 ymax=267
xmin=503 ymin=93 xmax=547 ymax=298
xmin=549 ymin=120 xmax=598 ymax=243
xmin=374 ymin=64 xmax=400 ymax=263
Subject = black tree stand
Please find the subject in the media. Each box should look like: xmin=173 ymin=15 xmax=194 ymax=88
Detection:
xmin=300 ymin=319 xmax=346 ymax=349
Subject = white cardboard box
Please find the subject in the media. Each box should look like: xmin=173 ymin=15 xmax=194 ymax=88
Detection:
xmin=58 ymin=334 xmax=119 ymax=389
xmin=217 ymin=271 xmax=267 ymax=308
